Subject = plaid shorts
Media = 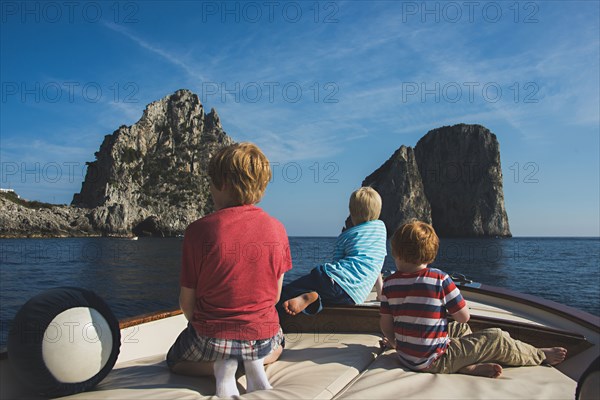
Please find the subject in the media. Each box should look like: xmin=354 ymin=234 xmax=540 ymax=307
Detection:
xmin=166 ymin=323 xmax=284 ymax=368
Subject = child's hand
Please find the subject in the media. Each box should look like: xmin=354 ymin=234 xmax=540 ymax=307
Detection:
xmin=379 ymin=337 xmax=394 ymax=350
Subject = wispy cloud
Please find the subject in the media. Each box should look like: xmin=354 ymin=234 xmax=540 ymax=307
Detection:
xmin=256 ymin=121 xmax=367 ymax=162
xmin=102 ymin=22 xmax=208 ymax=83
xmin=333 ymin=11 xmax=600 ymax=141
xmin=101 ymin=4 xmax=598 ymax=164
xmin=100 ymin=22 xmax=358 ymax=160
xmin=2 ymin=137 xmax=90 ymax=162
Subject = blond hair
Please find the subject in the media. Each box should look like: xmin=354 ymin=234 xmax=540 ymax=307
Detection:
xmin=208 ymin=142 xmax=272 ymax=205
xmin=391 ymin=221 xmax=439 ymax=264
xmin=349 ymin=187 xmax=382 ymax=225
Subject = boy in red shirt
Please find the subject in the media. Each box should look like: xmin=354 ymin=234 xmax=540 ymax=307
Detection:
xmin=167 ymin=143 xmax=292 ymax=397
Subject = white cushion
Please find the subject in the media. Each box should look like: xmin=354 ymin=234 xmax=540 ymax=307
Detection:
xmin=59 ymin=333 xmax=381 ymax=399
xmin=337 ymin=350 xmax=577 ymax=400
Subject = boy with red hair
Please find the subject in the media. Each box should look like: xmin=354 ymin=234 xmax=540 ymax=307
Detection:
xmin=167 ymin=143 xmax=292 ymax=397
xmin=380 ymin=221 xmax=566 ymax=378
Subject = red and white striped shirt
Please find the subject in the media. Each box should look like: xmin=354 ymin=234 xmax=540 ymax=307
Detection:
xmin=380 ymin=268 xmax=466 ymax=370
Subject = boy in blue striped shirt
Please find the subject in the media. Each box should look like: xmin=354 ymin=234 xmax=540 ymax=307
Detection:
xmin=279 ymin=187 xmax=388 ymax=315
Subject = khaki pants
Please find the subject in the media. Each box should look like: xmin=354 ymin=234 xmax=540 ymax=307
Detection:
xmin=426 ymin=322 xmax=545 ymax=373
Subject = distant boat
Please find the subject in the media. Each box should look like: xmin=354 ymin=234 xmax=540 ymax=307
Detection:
xmin=106 ymin=234 xmax=138 ymax=240
xmin=1 ymin=282 xmax=598 ymax=399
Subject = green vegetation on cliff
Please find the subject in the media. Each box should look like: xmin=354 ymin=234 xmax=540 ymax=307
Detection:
xmin=0 ymin=191 xmax=57 ymax=209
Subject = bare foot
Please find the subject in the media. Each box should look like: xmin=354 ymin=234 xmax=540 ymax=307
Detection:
xmin=541 ymin=347 xmax=567 ymax=365
xmin=458 ymin=363 xmax=503 ymax=378
xmin=282 ymin=292 xmax=319 ymax=315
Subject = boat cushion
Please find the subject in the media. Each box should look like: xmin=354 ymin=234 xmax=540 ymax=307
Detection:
xmin=59 ymin=333 xmax=381 ymax=399
xmin=335 ymin=349 xmax=577 ymax=400
xmin=57 ymin=334 xmax=578 ymax=400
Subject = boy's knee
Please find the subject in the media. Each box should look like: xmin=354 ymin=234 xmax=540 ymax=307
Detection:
xmin=450 ymin=322 xmax=472 ymax=337
xmin=500 ymin=329 xmax=512 ymax=339
xmin=490 ymin=328 xmax=514 ymax=347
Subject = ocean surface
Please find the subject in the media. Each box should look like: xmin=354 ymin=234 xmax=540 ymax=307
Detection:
xmin=1 ymin=236 xmax=599 ymax=348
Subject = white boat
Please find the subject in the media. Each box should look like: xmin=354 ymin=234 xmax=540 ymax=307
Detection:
xmin=1 ymin=282 xmax=598 ymax=399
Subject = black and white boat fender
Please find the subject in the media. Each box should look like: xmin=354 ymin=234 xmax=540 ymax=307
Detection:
xmin=7 ymin=287 xmax=120 ymax=397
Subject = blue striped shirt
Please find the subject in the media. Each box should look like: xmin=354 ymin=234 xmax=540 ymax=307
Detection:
xmin=323 ymin=219 xmax=388 ymax=304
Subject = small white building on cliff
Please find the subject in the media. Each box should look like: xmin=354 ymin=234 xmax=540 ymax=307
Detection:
xmin=0 ymin=188 xmax=19 ymax=198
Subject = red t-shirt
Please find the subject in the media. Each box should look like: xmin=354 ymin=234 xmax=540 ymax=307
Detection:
xmin=180 ymin=204 xmax=292 ymax=340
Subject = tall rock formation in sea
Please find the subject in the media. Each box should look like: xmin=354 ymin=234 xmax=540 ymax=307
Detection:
xmin=414 ymin=124 xmax=510 ymax=237
xmin=354 ymin=124 xmax=511 ymax=237
xmin=71 ymin=89 xmax=233 ymax=236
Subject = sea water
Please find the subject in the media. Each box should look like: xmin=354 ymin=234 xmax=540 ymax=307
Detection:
xmin=1 ymin=236 xmax=599 ymax=348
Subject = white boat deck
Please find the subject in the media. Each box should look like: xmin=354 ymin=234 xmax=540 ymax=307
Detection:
xmin=1 ymin=289 xmax=593 ymax=400
xmin=61 ymin=292 xmax=581 ymax=400
xmin=55 ymin=319 xmax=576 ymax=400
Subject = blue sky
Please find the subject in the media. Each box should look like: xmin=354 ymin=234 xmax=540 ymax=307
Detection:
xmin=1 ymin=1 xmax=599 ymax=236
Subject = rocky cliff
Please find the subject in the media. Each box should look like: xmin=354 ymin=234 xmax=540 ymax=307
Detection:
xmin=414 ymin=124 xmax=511 ymax=237
xmin=353 ymin=124 xmax=511 ymax=237
xmin=0 ymin=89 xmax=233 ymax=238
xmin=71 ymin=89 xmax=233 ymax=236
xmin=72 ymin=90 xmax=233 ymax=236
xmin=0 ymin=192 xmax=97 ymax=238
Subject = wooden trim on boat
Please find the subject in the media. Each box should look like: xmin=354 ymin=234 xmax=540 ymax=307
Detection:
xmin=119 ymin=309 xmax=183 ymax=329
xmin=460 ymin=283 xmax=600 ymax=333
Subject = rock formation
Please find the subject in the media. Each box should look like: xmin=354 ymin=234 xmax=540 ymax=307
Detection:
xmin=0 ymin=89 xmax=233 ymax=238
xmin=415 ymin=124 xmax=511 ymax=237
xmin=0 ymin=192 xmax=97 ymax=238
xmin=353 ymin=124 xmax=511 ymax=237
xmin=71 ymin=89 xmax=233 ymax=236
